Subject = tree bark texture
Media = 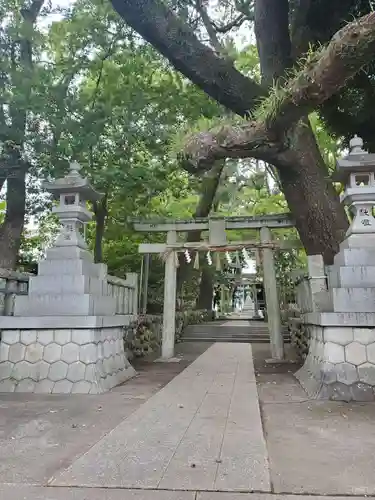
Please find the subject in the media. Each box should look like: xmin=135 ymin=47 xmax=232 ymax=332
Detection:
xmin=276 ymin=122 xmax=348 ymax=262
xmin=255 ymin=0 xmax=292 ymax=85
xmin=108 ymin=0 xmax=373 ymax=260
xmin=93 ymin=195 xmax=108 ymax=263
xmin=196 ymin=266 xmax=214 ymax=311
xmin=253 ymin=0 xmax=349 ymax=261
xmin=0 ymin=0 xmax=44 ymax=269
xmin=0 ymin=170 xmax=27 ymax=269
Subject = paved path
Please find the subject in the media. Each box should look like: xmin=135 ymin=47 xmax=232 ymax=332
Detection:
xmin=2 ymin=342 xmax=375 ymax=500
xmin=51 ymin=343 xmax=270 ymax=492
xmin=2 ymin=485 xmax=372 ymax=500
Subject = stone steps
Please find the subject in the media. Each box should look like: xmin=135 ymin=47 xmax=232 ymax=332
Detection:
xmin=182 ymin=322 xmax=290 ymax=344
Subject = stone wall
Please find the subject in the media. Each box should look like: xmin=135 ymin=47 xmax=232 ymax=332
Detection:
xmin=125 ymin=310 xmax=212 ymax=358
xmin=288 ymin=316 xmax=310 ymax=360
xmin=0 ymin=325 xmax=134 ymax=394
xmin=296 ymin=321 xmax=375 ymax=401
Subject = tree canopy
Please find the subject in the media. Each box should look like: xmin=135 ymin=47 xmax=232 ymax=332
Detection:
xmin=108 ymin=0 xmax=375 ymax=262
xmin=0 ymin=0 xmax=370 ymax=310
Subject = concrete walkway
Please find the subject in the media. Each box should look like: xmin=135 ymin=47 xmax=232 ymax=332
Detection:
xmin=50 ymin=343 xmax=270 ymax=492
xmin=2 ymin=342 xmax=375 ymax=500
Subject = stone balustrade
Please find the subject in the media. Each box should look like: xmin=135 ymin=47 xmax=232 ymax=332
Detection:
xmin=106 ymin=273 xmax=138 ymax=315
xmin=0 ymin=269 xmax=30 ymax=316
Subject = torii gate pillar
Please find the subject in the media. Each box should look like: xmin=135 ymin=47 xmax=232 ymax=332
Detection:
xmin=162 ymin=230 xmax=177 ymax=359
xmin=260 ymin=227 xmax=284 ymax=360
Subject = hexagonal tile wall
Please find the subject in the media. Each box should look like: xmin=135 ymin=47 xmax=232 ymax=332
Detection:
xmin=20 ymin=331 xmax=37 ymax=345
xmin=354 ymin=328 xmax=375 ymax=345
xmin=44 ymin=343 xmax=62 ymax=364
xmin=8 ymin=344 xmax=26 ymax=363
xmin=324 ymin=342 xmax=345 ymax=364
xmin=16 ymin=379 xmax=36 ymax=392
xmin=25 ymin=343 xmax=44 ymax=364
xmin=53 ymin=380 xmax=73 ymax=394
xmin=67 ymin=362 xmax=86 ymax=383
xmin=1 ymin=330 xmax=20 ymax=345
xmin=335 ymin=362 xmax=358 ymax=386
xmin=35 ymin=379 xmax=54 ymax=394
xmin=0 ymin=379 xmax=16 ymax=392
xmin=366 ymin=343 xmax=375 ymax=364
xmin=324 ymin=327 xmax=354 ymax=346
xmin=37 ymin=330 xmax=54 ymax=346
xmin=12 ymin=361 xmax=38 ymax=381
xmin=39 ymin=361 xmax=50 ymax=380
xmin=54 ymin=330 xmax=72 ymax=345
xmin=0 ymin=343 xmax=9 ymax=362
xmin=79 ymin=344 xmax=97 ymax=364
xmin=71 ymin=381 xmax=92 ymax=394
xmin=61 ymin=343 xmax=80 ymax=364
xmin=345 ymin=342 xmax=367 ymax=365
xmin=358 ymin=363 xmax=375 ymax=385
xmin=0 ymin=324 xmax=134 ymax=394
xmin=48 ymin=361 xmax=69 ymax=382
xmin=0 ymin=361 xmax=14 ymax=381
xmin=72 ymin=329 xmax=94 ymax=345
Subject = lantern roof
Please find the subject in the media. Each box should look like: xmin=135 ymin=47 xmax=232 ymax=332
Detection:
xmin=333 ymin=135 xmax=375 ymax=182
xmin=43 ymin=161 xmax=102 ymax=201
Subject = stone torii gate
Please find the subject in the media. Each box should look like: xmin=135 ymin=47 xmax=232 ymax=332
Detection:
xmin=131 ymin=214 xmax=298 ymax=361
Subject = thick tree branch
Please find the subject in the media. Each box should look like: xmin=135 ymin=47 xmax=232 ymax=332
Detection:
xmin=272 ymin=12 xmax=375 ymax=132
xmin=255 ymin=0 xmax=292 ymax=85
xmin=182 ymin=12 xmax=375 ymax=170
xmin=181 ymin=122 xmax=281 ymax=173
xmin=110 ymin=0 xmax=264 ymax=115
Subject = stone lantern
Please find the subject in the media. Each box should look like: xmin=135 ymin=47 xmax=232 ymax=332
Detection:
xmin=333 ymin=135 xmax=375 ymax=237
xmin=295 ymin=134 xmax=375 ymax=403
xmin=0 ymin=160 xmax=135 ymax=394
xmin=43 ymin=161 xmax=101 ymax=253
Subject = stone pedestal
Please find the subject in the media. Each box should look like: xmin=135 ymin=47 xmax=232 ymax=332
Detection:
xmin=0 ymin=317 xmax=135 ymax=394
xmin=297 ymin=236 xmax=375 ymax=401
xmin=296 ymin=312 xmax=375 ymax=402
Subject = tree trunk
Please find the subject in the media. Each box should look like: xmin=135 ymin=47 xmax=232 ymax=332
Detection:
xmin=254 ymin=0 xmax=348 ymax=262
xmin=196 ymin=266 xmax=214 ymax=311
xmin=276 ymin=121 xmax=348 ymax=263
xmin=93 ymin=195 xmax=108 ymax=263
xmin=254 ymin=0 xmax=292 ymax=84
xmin=176 ymin=161 xmax=225 ymax=300
xmin=0 ymin=1 xmax=45 ymax=270
xmin=0 ymin=171 xmax=27 ymax=269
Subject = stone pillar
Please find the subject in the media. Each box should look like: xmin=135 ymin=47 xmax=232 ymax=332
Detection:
xmin=307 ymin=255 xmax=327 ymax=312
xmin=162 ymin=230 xmax=177 ymax=359
xmin=260 ymin=227 xmax=284 ymax=360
